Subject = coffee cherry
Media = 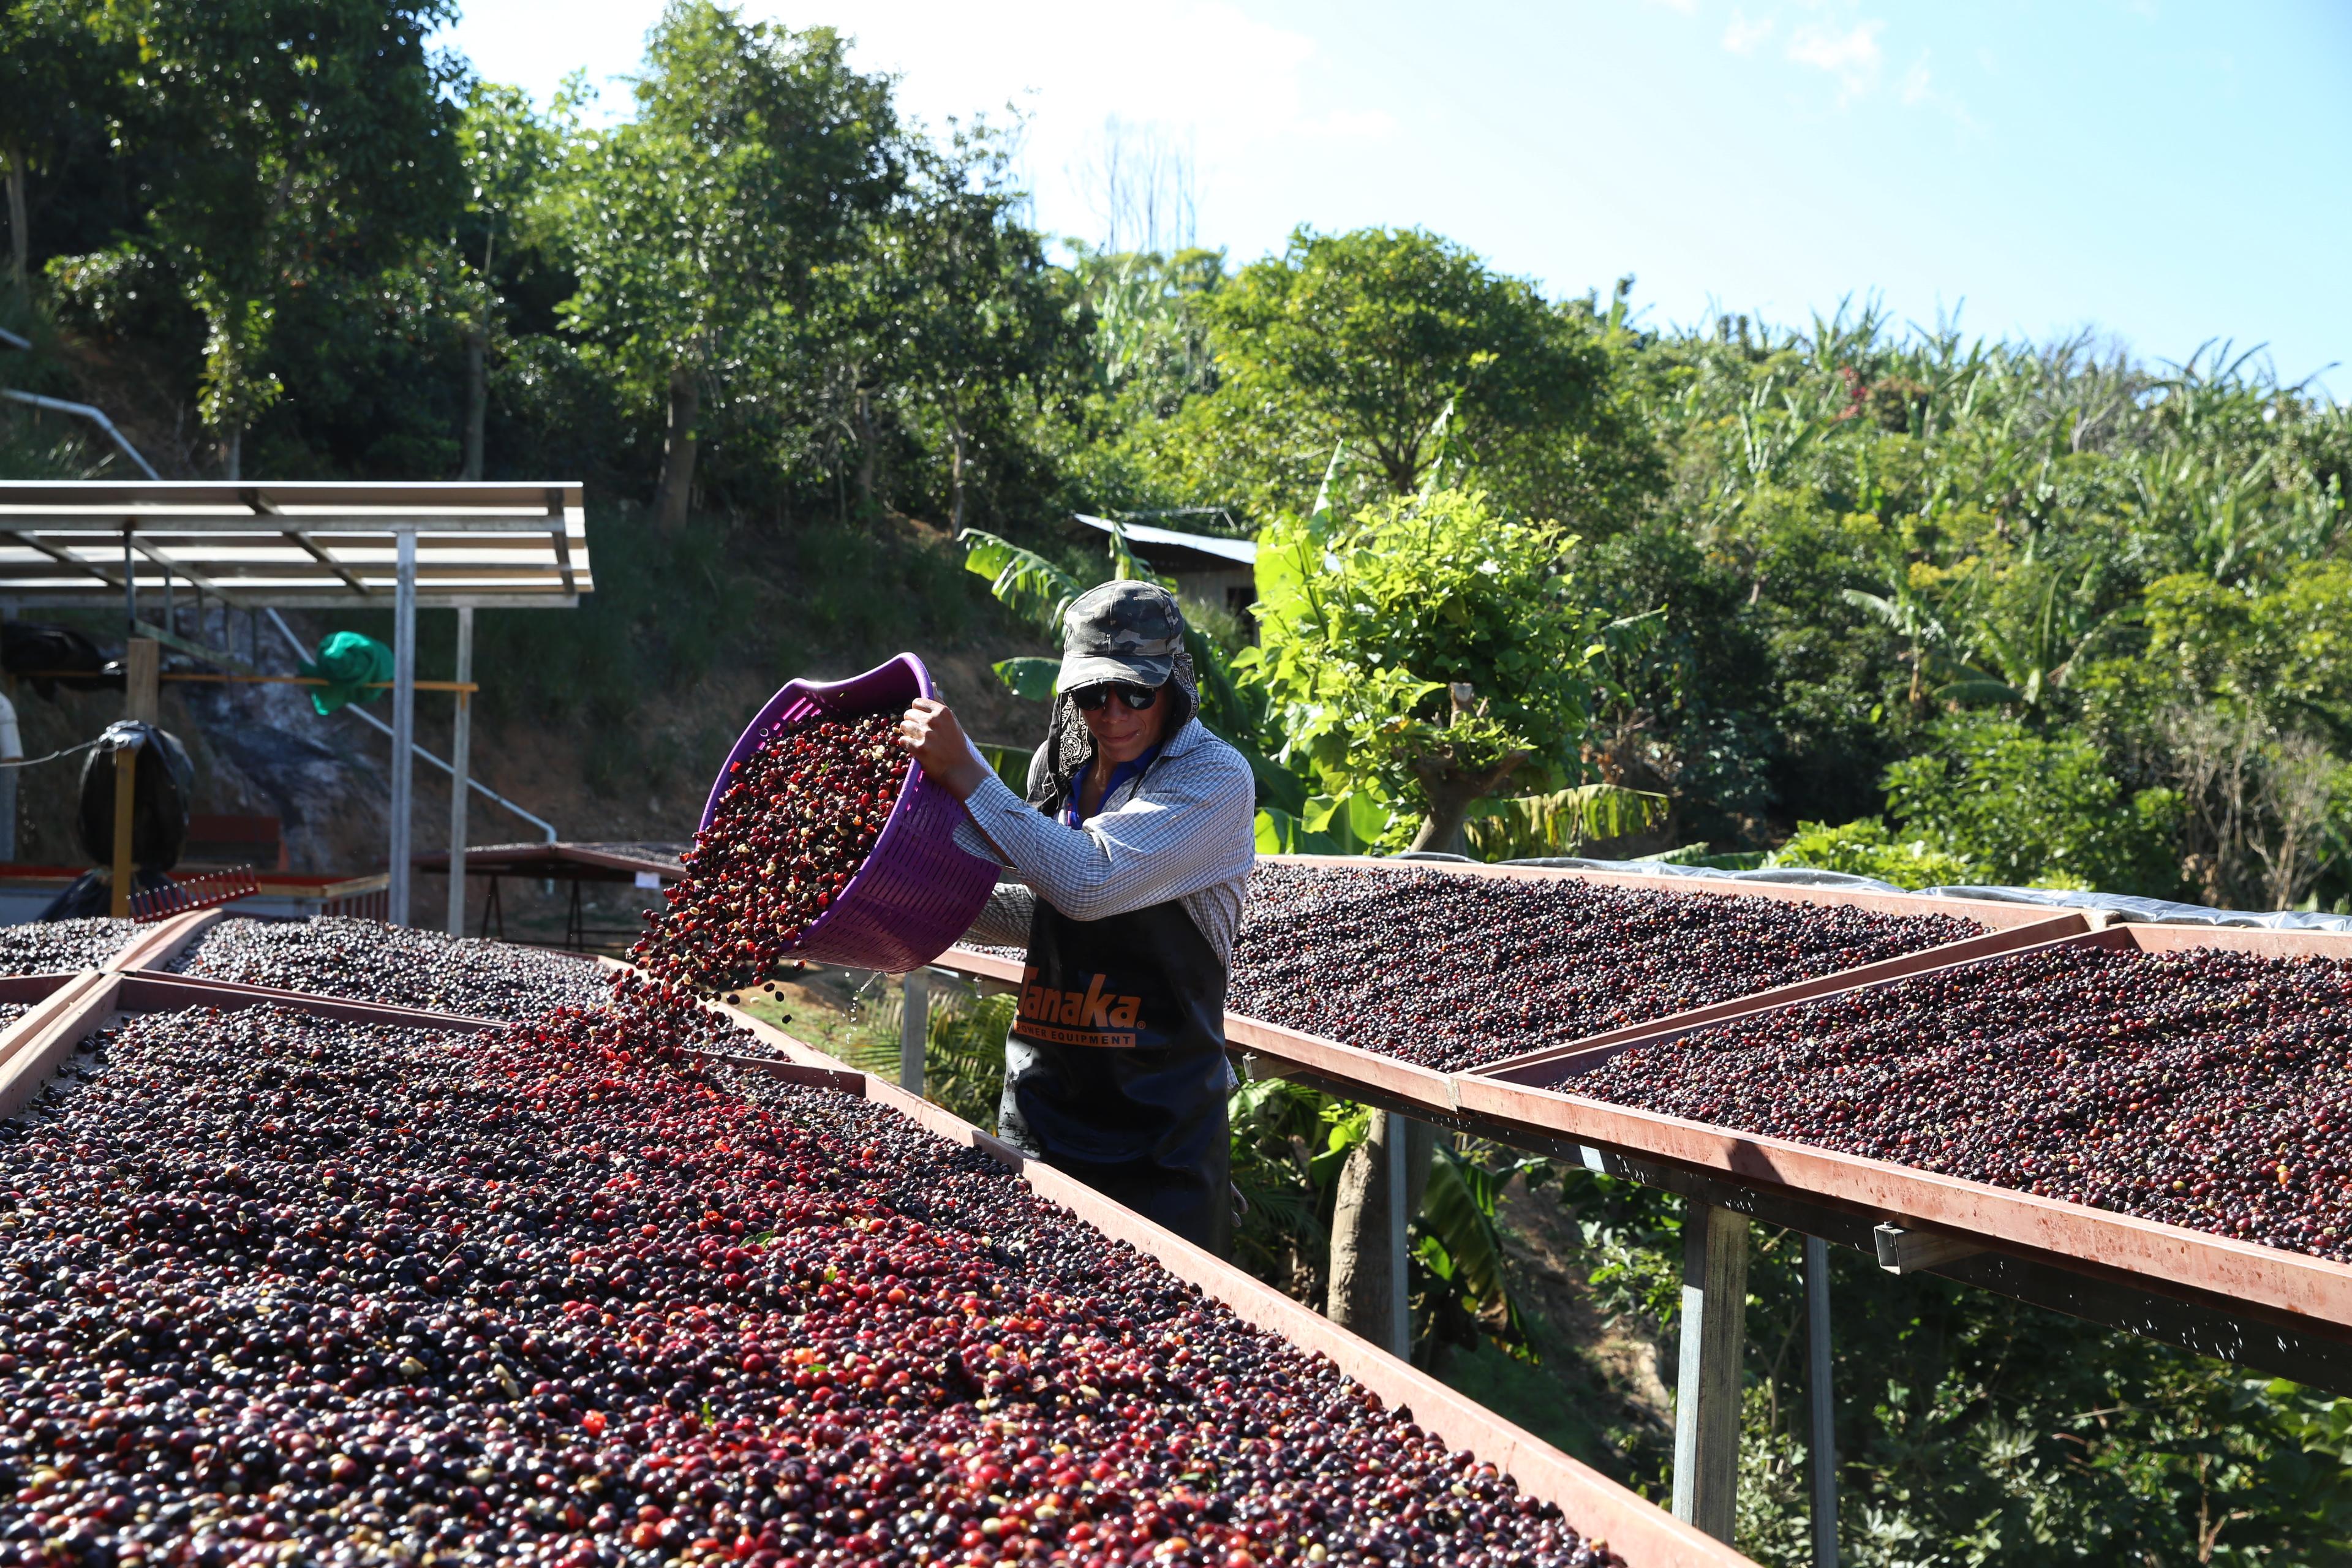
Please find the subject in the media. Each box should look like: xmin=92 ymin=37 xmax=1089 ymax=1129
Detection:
xmin=1228 ymin=864 xmax=1984 ymax=1072
xmin=1572 ymin=943 xmax=2352 ymax=1262
xmin=625 ymin=711 xmax=910 ymax=1006
xmin=170 ymin=916 xmax=612 ymax=1021
xmin=0 ymin=916 xmax=137 ymax=974
xmin=0 ymin=999 xmax=1619 ymax=1568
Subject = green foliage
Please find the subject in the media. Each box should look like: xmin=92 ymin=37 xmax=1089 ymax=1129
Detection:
xmin=1883 ymin=712 xmax=2183 ymax=894
xmin=1462 ymin=783 xmax=1672 ymax=862
xmin=1766 ymin=817 xmax=1981 ymax=889
xmin=1240 ymin=486 xmax=1621 ymax=848
xmin=1142 ymin=227 xmax=1610 ymax=521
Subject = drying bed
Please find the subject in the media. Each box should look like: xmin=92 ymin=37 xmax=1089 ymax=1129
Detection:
xmin=165 ymin=916 xmax=614 ymax=1022
xmin=0 ymin=918 xmax=136 ymax=978
xmin=1553 ymin=931 xmax=2352 ymax=1263
xmin=1226 ymin=861 xmax=1994 ymax=1073
xmin=0 ymin=959 xmax=1751 ymax=1568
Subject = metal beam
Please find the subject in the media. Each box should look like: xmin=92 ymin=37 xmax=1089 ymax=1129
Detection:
xmin=1806 ymin=1235 xmax=1839 ymax=1568
xmin=447 ymin=607 xmax=473 ymax=938
xmin=0 ymin=528 xmax=123 ymax=587
xmin=128 ymin=537 xmax=230 ymax=598
xmin=387 ymin=532 xmax=417 ymax=925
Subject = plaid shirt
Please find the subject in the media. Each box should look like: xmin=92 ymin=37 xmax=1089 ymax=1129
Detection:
xmin=954 ymin=715 xmax=1256 ymax=965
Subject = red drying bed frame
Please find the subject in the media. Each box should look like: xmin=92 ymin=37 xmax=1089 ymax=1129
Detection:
xmin=1460 ymin=919 xmax=2352 ymax=1338
xmin=0 ymin=924 xmax=1770 ymax=1568
xmin=936 ymin=855 xmax=2089 ymax=1132
xmin=680 ymin=991 xmax=1765 ymax=1568
xmin=932 ymin=859 xmax=2352 ymax=1349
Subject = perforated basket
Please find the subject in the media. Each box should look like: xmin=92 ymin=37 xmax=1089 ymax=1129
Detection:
xmin=698 ymin=653 xmax=1000 ymax=973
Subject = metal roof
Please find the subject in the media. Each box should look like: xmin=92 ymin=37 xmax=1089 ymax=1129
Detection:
xmin=0 ymin=481 xmax=591 ymax=608
xmin=1073 ymin=513 xmax=1256 ymax=568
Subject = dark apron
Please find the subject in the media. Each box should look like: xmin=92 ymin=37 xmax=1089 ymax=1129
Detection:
xmin=998 ymin=891 xmax=1232 ymax=1257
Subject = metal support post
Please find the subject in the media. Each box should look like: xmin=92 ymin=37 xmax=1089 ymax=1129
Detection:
xmin=1673 ymin=1201 xmax=1750 ymax=1541
xmin=1806 ymin=1234 xmax=1839 ymax=1566
xmin=121 ymin=529 xmax=134 ymax=636
xmin=900 ymin=968 xmax=929 ymax=1096
xmin=446 ymin=607 xmax=473 ymax=937
xmin=1385 ymin=1109 xmax=1411 ymax=1361
xmin=387 ymin=531 xmax=418 ymax=925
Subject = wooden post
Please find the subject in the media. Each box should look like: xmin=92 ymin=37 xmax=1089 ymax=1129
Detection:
xmin=900 ymin=968 xmax=928 ymax=1096
xmin=1673 ymin=1201 xmax=1750 ymax=1541
xmin=1806 ymin=1234 xmax=1839 ymax=1567
xmin=108 ymin=741 xmax=137 ymax=918
xmin=123 ymin=638 xmax=158 ymax=726
xmin=1385 ymin=1110 xmax=1411 ymax=1360
xmin=446 ymin=607 xmax=473 ymax=937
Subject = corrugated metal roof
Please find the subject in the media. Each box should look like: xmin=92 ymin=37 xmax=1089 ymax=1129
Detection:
xmin=0 ymin=481 xmax=590 ymax=608
xmin=1072 ymin=512 xmax=1256 ymax=566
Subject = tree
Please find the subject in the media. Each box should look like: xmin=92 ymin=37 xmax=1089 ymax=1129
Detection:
xmin=0 ymin=1 xmax=126 ymax=297
xmin=453 ymin=81 xmax=562 ymax=479
xmin=1240 ymin=485 xmax=1626 ymax=854
xmin=821 ymin=124 xmax=1080 ymax=529
xmin=105 ymin=0 xmax=464 ymax=476
xmin=1155 ymin=227 xmax=1609 ymax=521
xmin=560 ymin=2 xmax=899 ymax=529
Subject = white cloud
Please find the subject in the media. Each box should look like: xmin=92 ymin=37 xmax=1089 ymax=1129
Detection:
xmin=1721 ymin=10 xmax=1774 ymax=55
xmin=1785 ymin=19 xmax=1885 ymax=97
xmin=1645 ymin=0 xmax=1698 ymax=12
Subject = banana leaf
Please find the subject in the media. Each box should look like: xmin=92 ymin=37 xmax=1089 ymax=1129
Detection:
xmin=1415 ymin=1143 xmax=1539 ymax=1357
xmin=959 ymin=528 xmax=1079 ymax=639
xmin=992 ymin=656 xmax=1060 ymax=702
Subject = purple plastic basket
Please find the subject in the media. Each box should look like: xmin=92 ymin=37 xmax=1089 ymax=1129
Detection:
xmin=698 ymin=652 xmax=1000 ymax=973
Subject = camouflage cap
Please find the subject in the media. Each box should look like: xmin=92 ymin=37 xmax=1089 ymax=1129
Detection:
xmin=1059 ymin=579 xmax=1185 ymax=693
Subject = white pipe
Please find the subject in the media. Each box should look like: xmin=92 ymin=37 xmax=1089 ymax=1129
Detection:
xmin=0 ymin=388 xmax=161 ymax=480
xmin=266 ymin=608 xmax=557 ymax=844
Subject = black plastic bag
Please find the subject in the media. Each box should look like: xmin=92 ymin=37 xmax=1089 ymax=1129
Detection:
xmin=75 ymin=721 xmax=194 ymax=872
xmin=0 ymin=624 xmax=118 ymax=699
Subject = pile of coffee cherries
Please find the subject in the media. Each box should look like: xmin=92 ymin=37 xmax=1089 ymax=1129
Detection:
xmin=168 ymin=918 xmax=614 ymax=1022
xmin=0 ymin=1000 xmax=1619 ymax=1567
xmin=627 ymin=712 xmax=910 ymax=1005
xmin=1571 ymin=943 xmax=2352 ymax=1261
xmin=1227 ymin=863 xmax=1984 ymax=1071
xmin=0 ymin=919 xmax=135 ymax=976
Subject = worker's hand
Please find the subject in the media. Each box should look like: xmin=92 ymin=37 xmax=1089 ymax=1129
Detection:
xmin=898 ymin=698 xmax=994 ymax=800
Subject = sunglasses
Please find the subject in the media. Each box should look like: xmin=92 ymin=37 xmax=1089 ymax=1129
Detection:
xmin=1072 ymin=682 xmax=1161 ymax=712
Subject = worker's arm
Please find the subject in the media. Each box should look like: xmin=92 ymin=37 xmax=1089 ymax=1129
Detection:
xmin=902 ymin=697 xmax=1256 ymax=923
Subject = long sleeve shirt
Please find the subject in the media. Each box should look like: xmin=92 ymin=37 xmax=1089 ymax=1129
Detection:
xmin=954 ymin=715 xmax=1257 ymax=965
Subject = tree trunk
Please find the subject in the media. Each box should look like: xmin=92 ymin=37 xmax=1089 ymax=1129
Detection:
xmin=853 ymin=388 xmax=876 ymax=513
xmin=461 ymin=321 xmax=487 ymax=481
xmin=655 ymin=362 xmax=699 ymax=530
xmin=948 ymin=422 xmax=967 ymax=533
xmin=1408 ymin=760 xmax=1525 ymax=856
xmin=1327 ymin=1113 xmax=1434 ymax=1351
xmin=3 ymin=141 xmax=24 ymax=296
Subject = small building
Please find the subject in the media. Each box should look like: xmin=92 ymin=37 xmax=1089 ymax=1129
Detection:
xmin=1072 ymin=514 xmax=1256 ymax=622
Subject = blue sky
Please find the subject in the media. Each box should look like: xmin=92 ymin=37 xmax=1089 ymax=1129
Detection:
xmin=437 ymin=1 xmax=2352 ymax=391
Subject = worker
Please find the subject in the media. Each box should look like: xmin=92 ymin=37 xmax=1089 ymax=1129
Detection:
xmin=897 ymin=581 xmax=1256 ymax=1256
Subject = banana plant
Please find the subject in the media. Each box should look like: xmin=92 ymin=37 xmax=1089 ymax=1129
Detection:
xmin=956 ymin=522 xmax=1310 ymax=813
